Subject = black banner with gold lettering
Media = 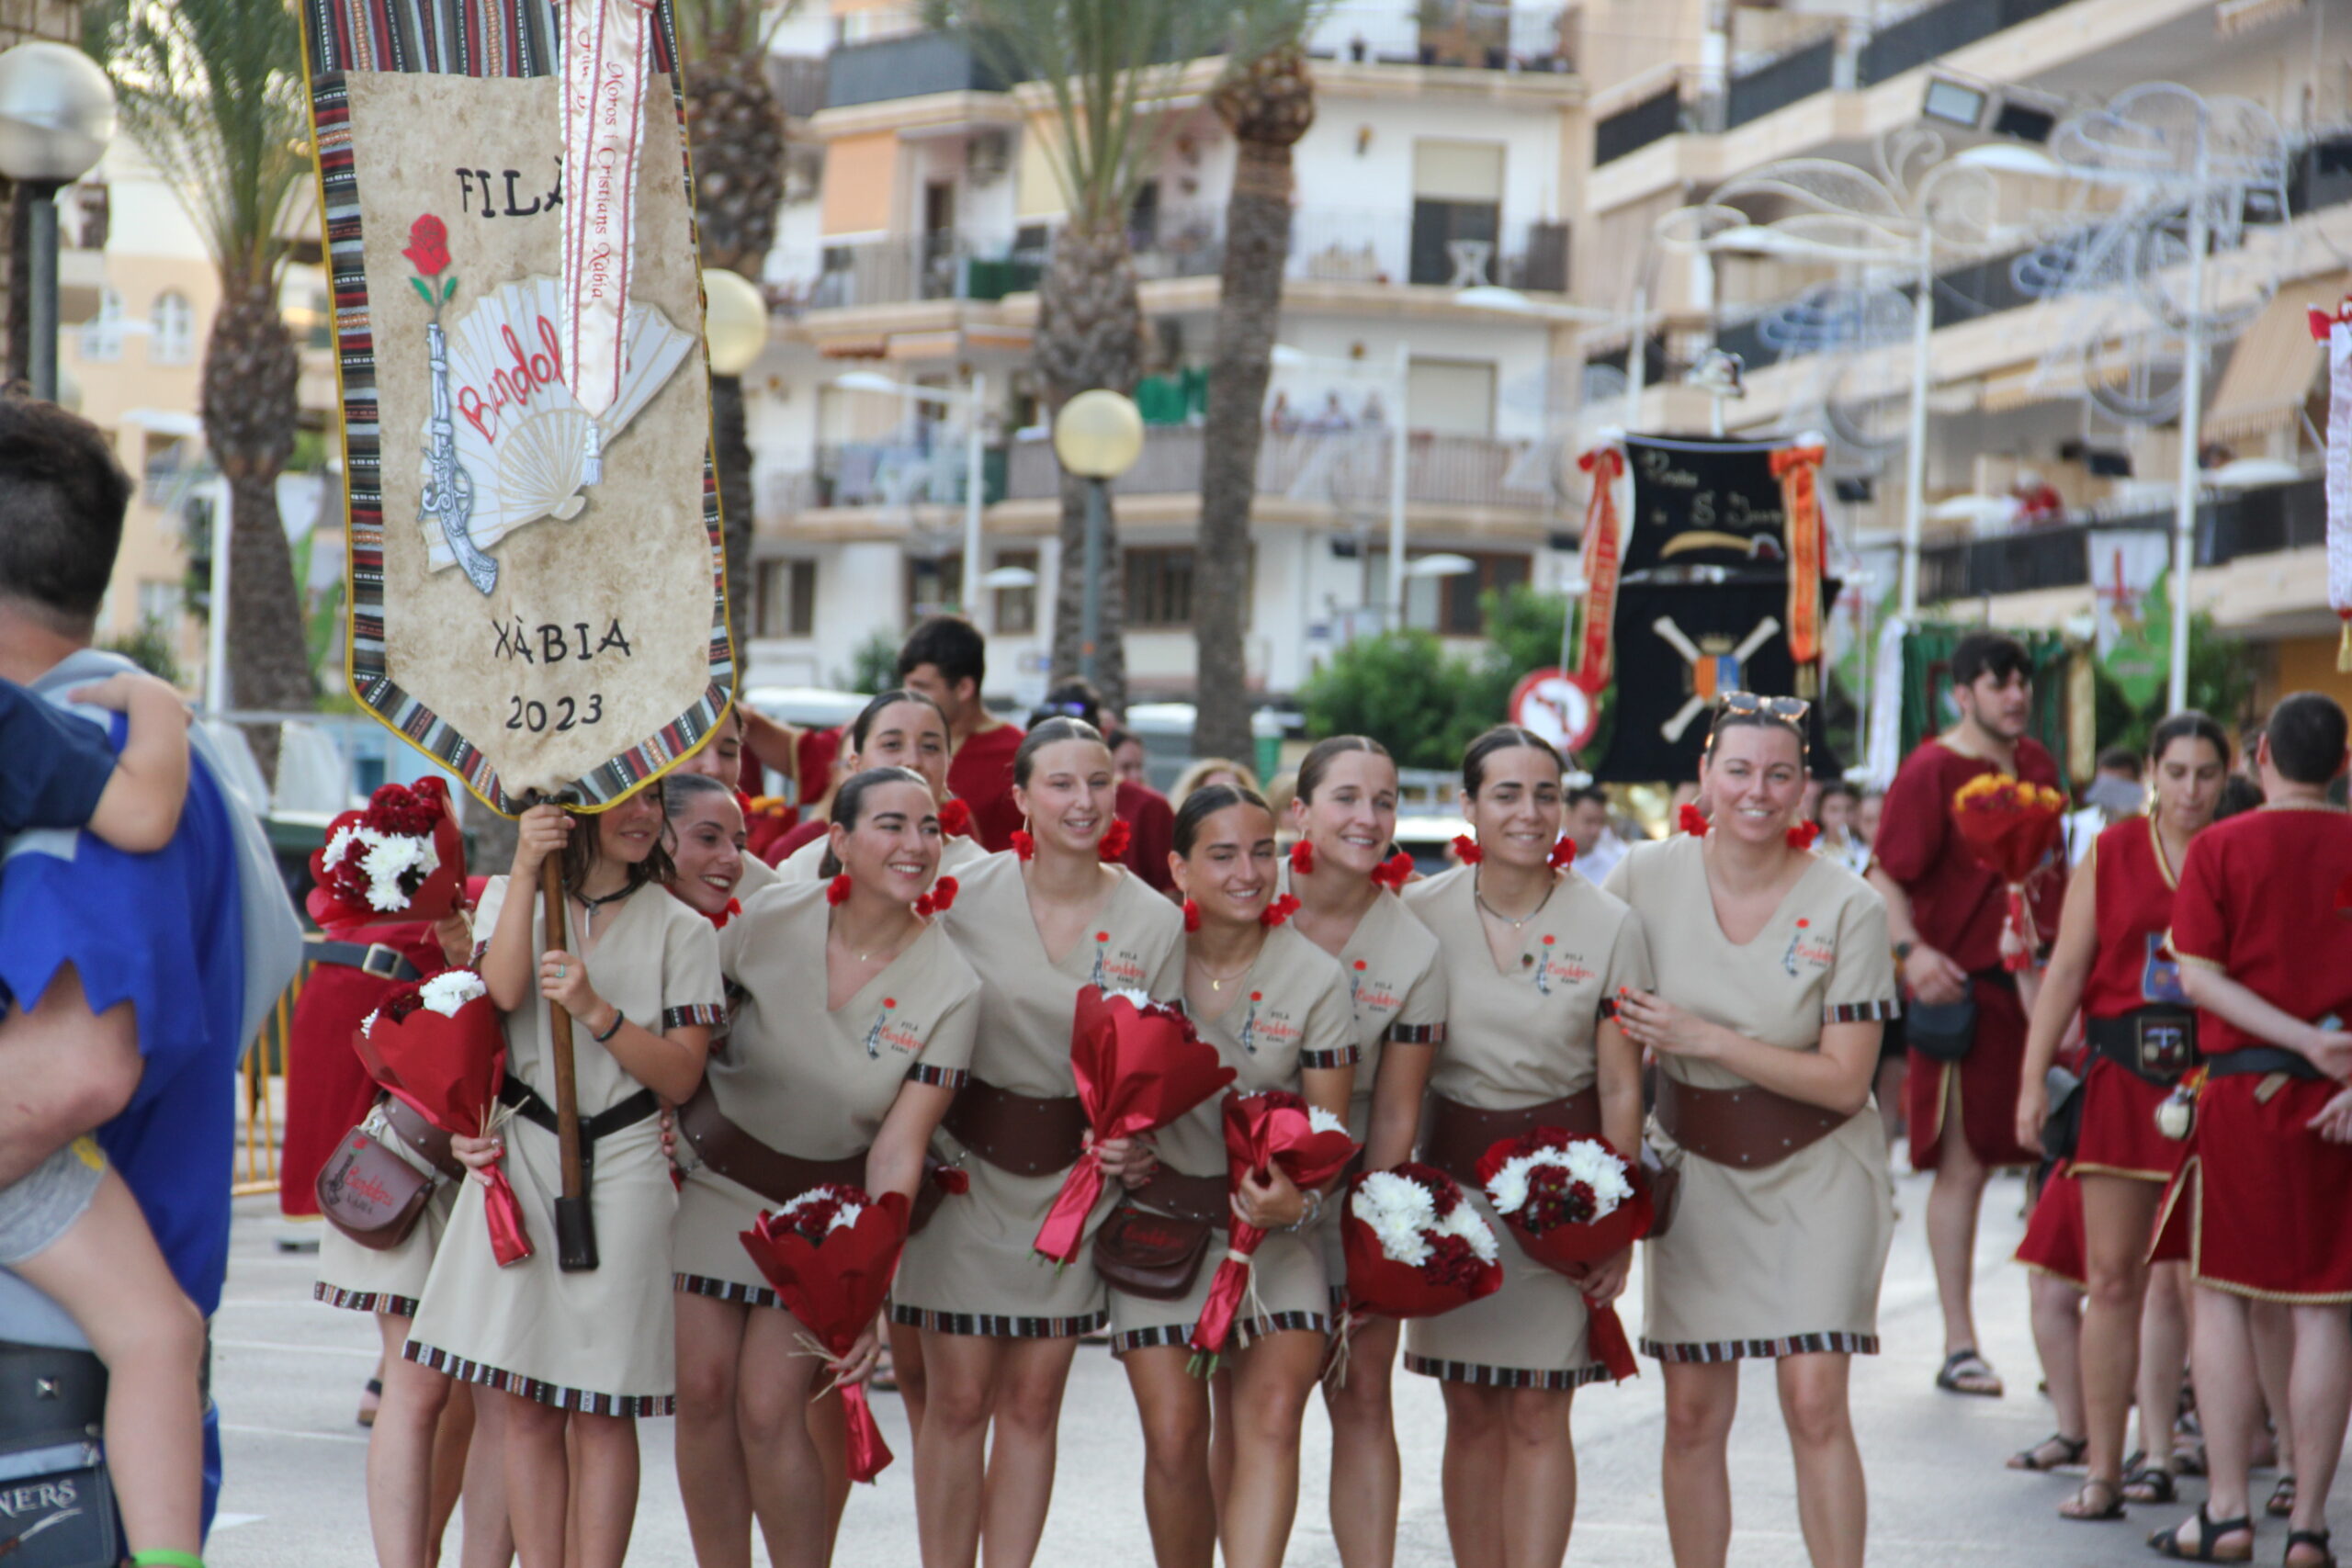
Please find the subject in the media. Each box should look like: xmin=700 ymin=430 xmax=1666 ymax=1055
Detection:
xmin=1621 ymin=434 xmax=1791 ymax=576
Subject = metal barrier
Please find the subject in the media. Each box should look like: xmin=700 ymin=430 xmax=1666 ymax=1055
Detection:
xmin=233 ymin=960 xmax=309 ymax=1199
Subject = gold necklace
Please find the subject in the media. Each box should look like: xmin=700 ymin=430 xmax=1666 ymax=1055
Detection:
xmin=1192 ymin=951 xmax=1255 ymax=992
xmin=1473 ymin=873 xmax=1553 ymax=931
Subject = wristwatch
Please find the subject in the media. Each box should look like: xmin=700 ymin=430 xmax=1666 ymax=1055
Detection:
xmin=1893 ymin=940 xmax=1916 ymax=963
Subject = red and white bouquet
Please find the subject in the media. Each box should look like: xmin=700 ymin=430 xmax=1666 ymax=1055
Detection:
xmin=354 ymin=968 xmax=530 ymax=1265
xmin=1188 ymin=1089 xmax=1360 ymax=1371
xmin=310 ymin=777 xmax=465 ymax=930
xmin=740 ymin=1186 xmax=911 ymax=1483
xmin=1033 ymin=987 xmax=1238 ymax=1267
xmin=1342 ymin=1162 xmax=1503 ymax=1320
xmin=1950 ymin=773 xmax=2066 ymax=973
xmin=1476 ymin=1129 xmax=1654 ymax=1381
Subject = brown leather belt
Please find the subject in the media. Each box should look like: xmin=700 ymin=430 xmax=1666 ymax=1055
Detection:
xmin=379 ymin=1094 xmax=465 ymax=1181
xmin=942 ymin=1077 xmax=1091 ymax=1177
xmin=675 ymin=1081 xmax=865 ymax=1205
xmin=1656 ymin=1074 xmax=1849 ymax=1170
xmin=1132 ymin=1168 xmax=1230 ymax=1229
xmin=1420 ymin=1089 xmax=1600 ymax=1189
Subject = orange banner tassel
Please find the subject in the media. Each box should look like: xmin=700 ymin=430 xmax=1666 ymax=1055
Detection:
xmin=1770 ymin=445 xmax=1826 ymax=700
xmin=1575 ymin=447 xmax=1625 ymax=687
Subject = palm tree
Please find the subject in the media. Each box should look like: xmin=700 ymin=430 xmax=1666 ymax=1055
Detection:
xmin=87 ymin=0 xmax=317 ymax=770
xmin=924 ymin=0 xmax=1216 ymax=714
xmin=1192 ymin=2 xmax=1320 ymax=762
xmin=677 ymin=0 xmax=791 ymax=660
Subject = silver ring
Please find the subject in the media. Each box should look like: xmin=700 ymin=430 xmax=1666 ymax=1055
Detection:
xmin=554 ymin=964 xmax=566 ymax=978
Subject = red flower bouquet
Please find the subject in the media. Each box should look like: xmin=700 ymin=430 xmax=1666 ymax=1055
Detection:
xmin=1341 ymin=1162 xmax=1503 ymax=1321
xmin=352 ymin=969 xmax=530 ymax=1266
xmin=1187 ymin=1089 xmax=1361 ymax=1371
xmin=1476 ymin=1129 xmax=1654 ymax=1381
xmin=739 ymin=1186 xmax=913 ymax=1483
xmin=1033 ymin=987 xmax=1238 ymax=1267
xmin=309 ymin=778 xmax=465 ymax=931
xmin=1950 ymin=773 xmax=2066 ymax=972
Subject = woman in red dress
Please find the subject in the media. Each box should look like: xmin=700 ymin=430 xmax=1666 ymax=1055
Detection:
xmin=2014 ymin=712 xmax=2228 ymax=1520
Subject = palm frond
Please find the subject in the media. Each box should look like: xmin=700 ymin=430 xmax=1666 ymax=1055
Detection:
xmin=84 ymin=0 xmax=310 ymax=289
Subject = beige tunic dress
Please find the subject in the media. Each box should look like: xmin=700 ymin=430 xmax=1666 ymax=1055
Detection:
xmin=894 ymin=851 xmax=1184 ymax=1336
xmin=1274 ymin=868 xmax=1450 ymax=1311
xmin=736 ymin=851 xmax=775 ymax=897
xmin=313 ymin=1099 xmax=459 ymax=1317
xmin=774 ymin=829 xmax=987 ymax=884
xmin=1400 ymin=865 xmax=1654 ymax=1389
xmin=1106 ymin=921 xmax=1358 ymax=1352
xmin=1603 ymin=836 xmax=1899 ymax=1359
xmin=673 ymin=880 xmax=979 ymax=1303
xmin=406 ymin=878 xmax=723 ymax=1415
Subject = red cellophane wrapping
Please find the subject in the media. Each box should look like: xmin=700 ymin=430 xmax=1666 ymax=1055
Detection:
xmin=1032 ymin=987 xmax=1238 ymax=1267
xmin=1948 ymin=773 xmax=2066 ymax=972
xmin=739 ymin=1188 xmax=911 ymax=1484
xmin=351 ymin=978 xmax=531 ymax=1266
xmin=1187 ymin=1090 xmax=1360 ymax=1369
xmin=1340 ymin=1163 xmax=1504 ymax=1321
xmin=1474 ymin=1129 xmax=1654 ymax=1381
xmin=307 ymin=778 xmax=466 ymax=931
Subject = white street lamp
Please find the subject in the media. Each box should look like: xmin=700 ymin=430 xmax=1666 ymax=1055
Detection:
xmin=701 ymin=268 xmax=769 ymax=376
xmin=0 ymin=42 xmax=116 ymax=400
xmin=1053 ymin=389 xmax=1144 ymax=683
xmin=832 ymin=368 xmax=991 ymax=627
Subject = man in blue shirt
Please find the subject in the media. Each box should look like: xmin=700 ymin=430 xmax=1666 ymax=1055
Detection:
xmin=0 ymin=394 xmax=302 ymax=1535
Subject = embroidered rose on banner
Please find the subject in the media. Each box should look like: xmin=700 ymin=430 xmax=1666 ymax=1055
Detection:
xmin=404 ymin=214 xmax=457 ymax=315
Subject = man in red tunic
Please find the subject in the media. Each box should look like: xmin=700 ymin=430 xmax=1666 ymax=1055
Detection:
xmin=898 ymin=615 xmax=1026 ymax=853
xmin=1868 ymin=629 xmax=2064 ymax=1399
xmin=2150 ymin=693 xmax=2352 ymax=1565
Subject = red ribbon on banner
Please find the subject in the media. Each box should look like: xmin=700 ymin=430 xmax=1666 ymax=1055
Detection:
xmin=1770 ymin=445 xmax=1826 ymax=697
xmin=1575 ymin=447 xmax=1625 ymax=689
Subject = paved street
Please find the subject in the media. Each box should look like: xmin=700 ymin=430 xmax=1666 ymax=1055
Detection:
xmin=209 ymin=1162 xmax=2343 ymax=1566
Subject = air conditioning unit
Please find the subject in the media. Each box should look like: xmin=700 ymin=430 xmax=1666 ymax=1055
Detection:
xmin=967 ymin=130 xmax=1012 ymax=186
xmin=783 ymin=146 xmax=825 ymax=205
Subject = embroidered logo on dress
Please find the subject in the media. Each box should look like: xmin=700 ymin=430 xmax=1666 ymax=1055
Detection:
xmin=1088 ymin=930 xmax=1149 ymax=991
xmin=1349 ymin=957 xmax=1402 ymax=1019
xmin=1532 ymin=935 xmax=1594 ymax=996
xmin=1781 ymin=918 xmax=1835 ymax=977
xmin=863 ymin=998 xmax=922 ymax=1058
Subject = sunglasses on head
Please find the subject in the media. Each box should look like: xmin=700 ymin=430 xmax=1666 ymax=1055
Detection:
xmin=1718 ymin=691 xmax=1809 ymax=722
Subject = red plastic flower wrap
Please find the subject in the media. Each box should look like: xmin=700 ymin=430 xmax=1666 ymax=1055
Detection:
xmin=1325 ymin=1161 xmax=1504 ymax=1382
xmin=1187 ymin=1089 xmax=1361 ymax=1372
xmin=308 ymin=778 xmax=465 ymax=931
xmin=1476 ymin=1129 xmax=1655 ymax=1382
xmin=1949 ymin=773 xmax=2066 ymax=973
xmin=739 ymin=1186 xmax=912 ymax=1484
xmin=1033 ymin=987 xmax=1238 ymax=1267
xmin=351 ymin=969 xmax=531 ymax=1266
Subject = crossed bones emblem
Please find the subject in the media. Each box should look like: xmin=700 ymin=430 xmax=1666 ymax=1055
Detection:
xmin=1652 ymin=615 xmax=1780 ymax=741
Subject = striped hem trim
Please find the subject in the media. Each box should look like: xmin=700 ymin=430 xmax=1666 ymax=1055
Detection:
xmin=1402 ymin=1352 xmax=1610 ymax=1390
xmin=905 ymin=1064 xmax=971 ymax=1089
xmin=1111 ymin=1310 xmax=1325 ymax=1355
xmin=313 ymin=1281 xmax=417 ymax=1316
xmin=889 ymin=1304 xmax=1107 ymax=1337
xmin=674 ymin=1272 xmax=779 ymax=1311
xmin=1300 ymin=1048 xmax=1360 ymax=1070
xmin=2067 ymin=1160 xmax=2173 ymax=1183
xmin=1642 ymin=1332 xmax=1878 ymax=1362
xmin=1387 ymin=1022 xmax=1444 ymax=1045
xmin=401 ymin=1340 xmax=674 ymax=1416
xmin=1826 ymin=999 xmax=1901 ymax=1023
xmin=665 ymin=1004 xmax=725 ymax=1030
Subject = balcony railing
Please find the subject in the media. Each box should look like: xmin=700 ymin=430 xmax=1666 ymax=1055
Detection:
xmin=1001 ymin=427 xmax=1558 ymax=511
xmin=825 ymin=31 xmax=1014 ymax=108
xmin=1857 ymin=0 xmax=2073 ymax=87
xmin=798 ymin=237 xmax=1043 ymax=310
xmin=1915 ymin=477 xmax=2325 ymax=602
xmin=808 ymin=441 xmax=1009 ymax=509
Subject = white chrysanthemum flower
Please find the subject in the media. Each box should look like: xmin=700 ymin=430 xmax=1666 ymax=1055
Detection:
xmin=1432 ymin=1199 xmax=1499 ymax=1262
xmin=1559 ymin=1140 xmax=1634 ymax=1215
xmin=777 ymin=1188 xmax=865 ymax=1231
xmin=1352 ymin=1170 xmax=1438 ymax=1266
xmin=1307 ymin=1106 xmax=1348 ymax=1138
xmin=358 ymin=831 xmax=439 ymax=912
xmin=1484 ymin=1151 xmax=1542 ymax=1217
xmin=1104 ymin=987 xmax=1154 ymax=1009
xmin=418 ymin=970 xmax=487 ymax=1017
xmin=359 ymin=1007 xmax=381 ymax=1038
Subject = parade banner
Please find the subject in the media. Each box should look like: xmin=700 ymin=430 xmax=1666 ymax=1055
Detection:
xmin=1621 ymin=434 xmax=1792 ymax=575
xmin=1588 ymin=578 xmax=1842 ymax=784
xmin=2085 ymin=528 xmax=2171 ymax=711
xmin=304 ymin=0 xmax=731 ymax=815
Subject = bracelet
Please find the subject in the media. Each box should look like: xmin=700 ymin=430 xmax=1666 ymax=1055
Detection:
xmin=590 ymin=1008 xmax=625 ymax=1043
xmin=1283 ymin=1189 xmax=1324 ymax=1234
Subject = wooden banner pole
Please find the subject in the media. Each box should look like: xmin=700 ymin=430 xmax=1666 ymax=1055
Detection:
xmin=539 ymin=831 xmax=597 ymax=1270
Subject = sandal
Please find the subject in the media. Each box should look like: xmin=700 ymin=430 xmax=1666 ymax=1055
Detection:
xmin=2286 ymin=1529 xmax=2335 ymax=1568
xmin=2267 ymin=1476 xmax=2297 ymax=1519
xmin=2148 ymin=1506 xmax=2255 ymax=1562
xmin=868 ymin=1349 xmax=899 ymax=1394
xmin=356 ymin=1376 xmax=383 ymax=1429
xmin=2124 ymin=1458 xmax=2178 ymax=1506
xmin=2062 ymin=1478 xmax=2127 ymax=1521
xmin=2010 ymin=1433 xmax=2089 ymax=1472
xmin=1937 ymin=1348 xmax=2005 ymax=1398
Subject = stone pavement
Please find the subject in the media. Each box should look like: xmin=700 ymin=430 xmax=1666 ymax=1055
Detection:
xmin=207 ymin=1164 xmax=2344 ymax=1565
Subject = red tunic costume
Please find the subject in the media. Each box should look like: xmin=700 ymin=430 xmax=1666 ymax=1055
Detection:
xmin=948 ymin=720 xmax=1026 ymax=854
xmin=2073 ymin=817 xmax=2197 ymax=1181
xmin=2155 ymin=804 xmax=2352 ymax=1302
xmin=277 ymin=921 xmax=447 ymax=1216
xmin=1115 ymin=779 xmax=1176 ymax=894
xmin=1874 ymin=736 xmax=2064 ymax=1168
xmin=2016 ymin=1164 xmax=2086 ymax=1289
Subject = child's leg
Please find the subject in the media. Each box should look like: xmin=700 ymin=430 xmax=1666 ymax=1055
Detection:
xmin=9 ymin=1157 xmax=206 ymax=1561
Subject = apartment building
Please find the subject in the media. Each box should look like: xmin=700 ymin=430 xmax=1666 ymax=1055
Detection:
xmin=740 ymin=0 xmax=1588 ymax=707
xmin=1570 ymin=0 xmax=2352 ymax=712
